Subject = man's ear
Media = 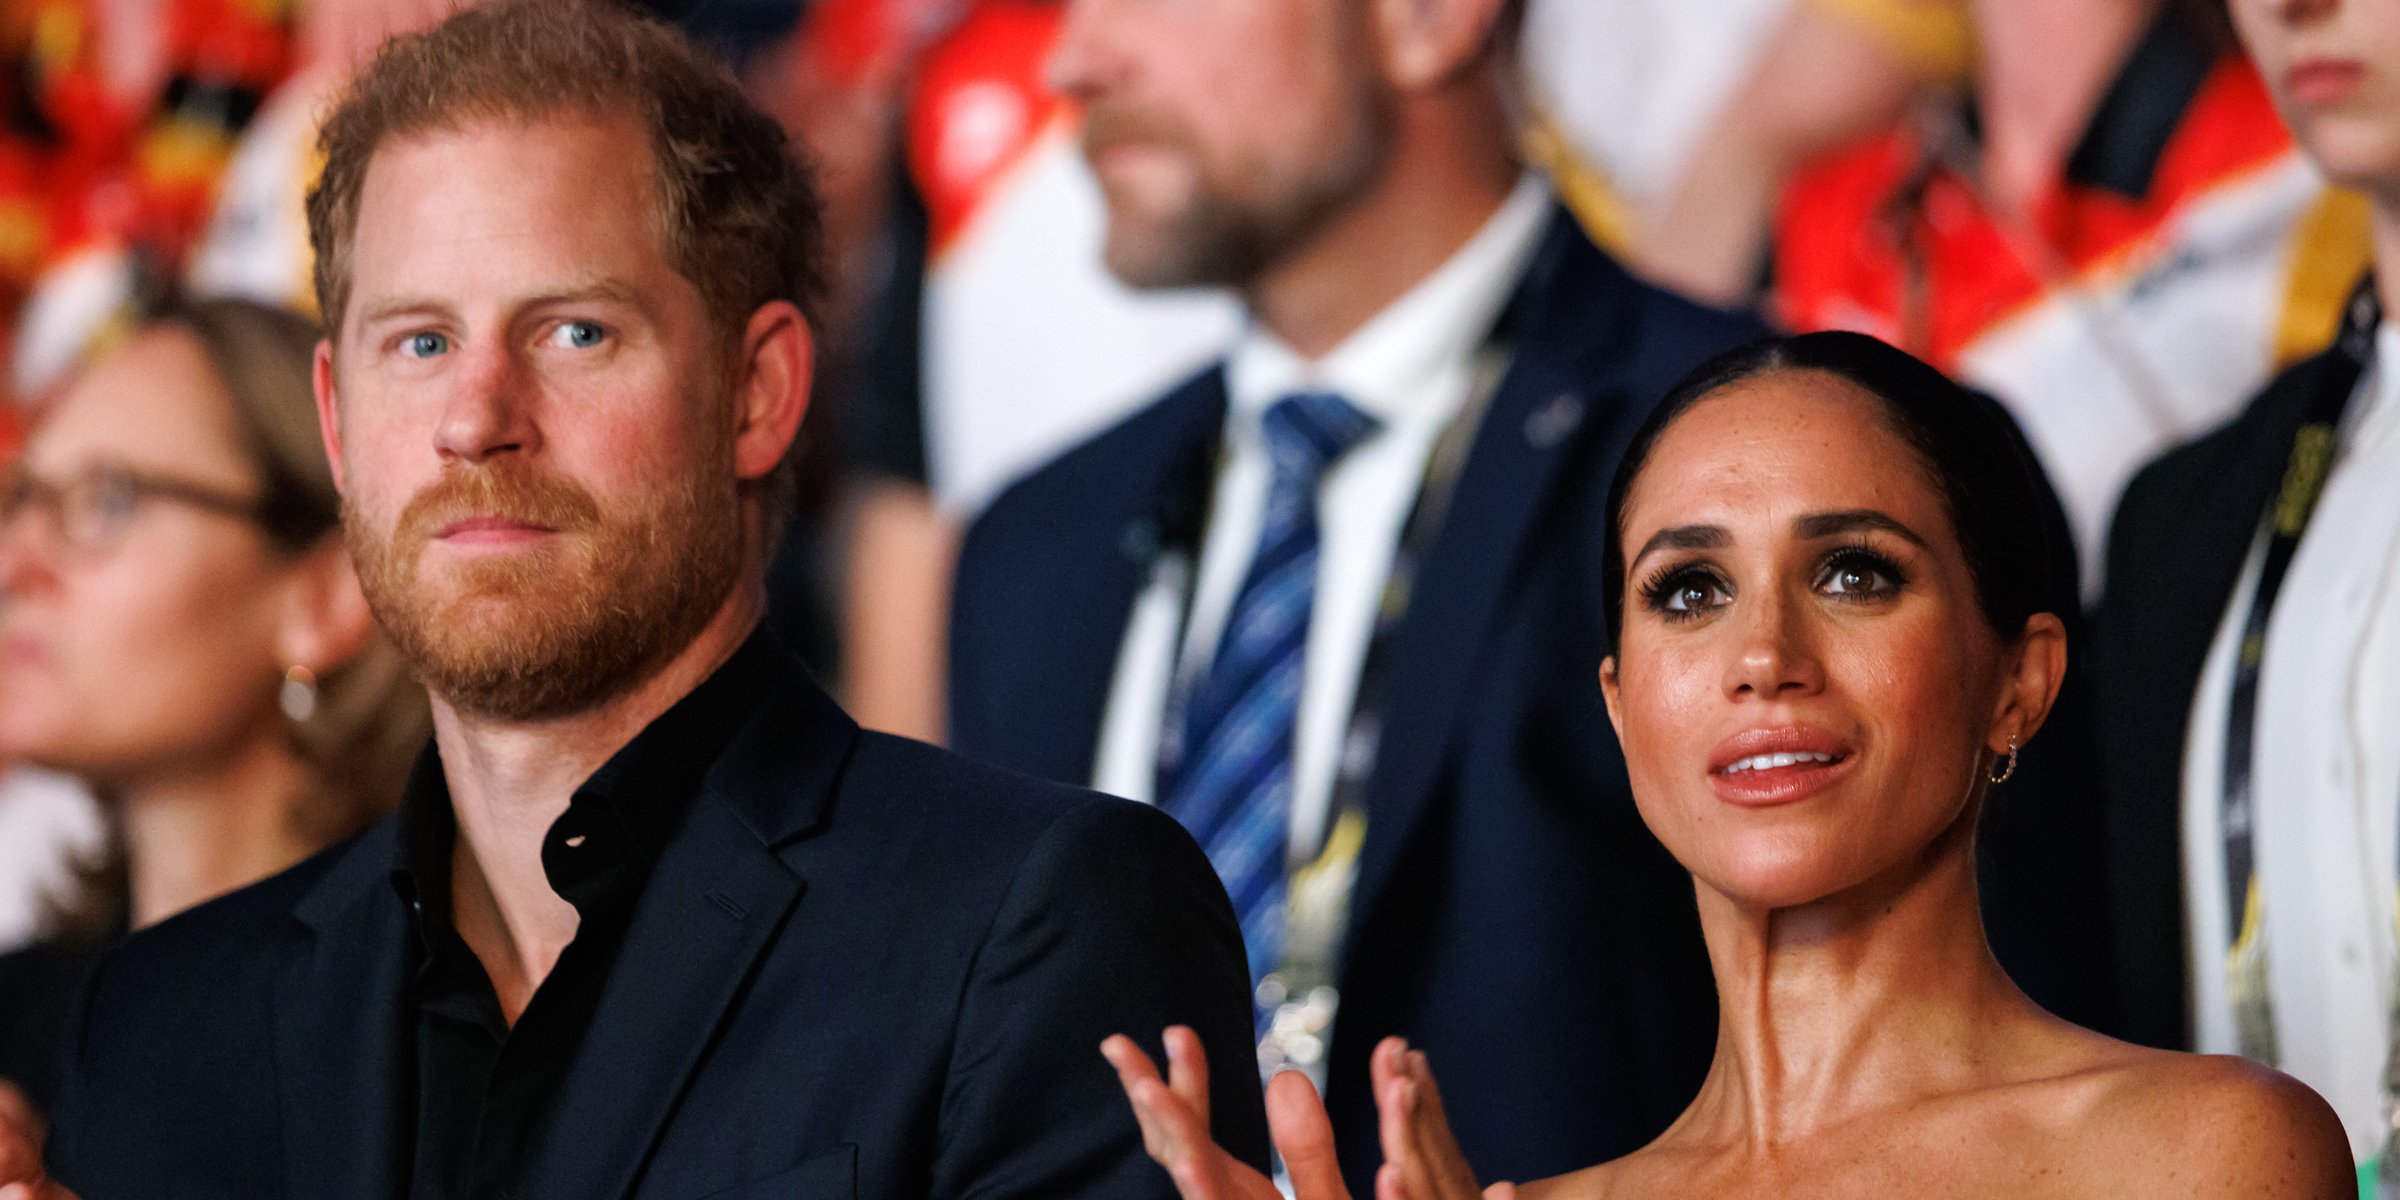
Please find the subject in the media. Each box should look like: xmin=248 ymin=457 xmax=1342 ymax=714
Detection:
xmin=731 ymin=300 xmax=813 ymax=482
xmin=1370 ymin=0 xmax=1512 ymax=90
xmin=274 ymin=538 xmax=379 ymax=680
xmin=313 ymin=339 xmax=348 ymax=497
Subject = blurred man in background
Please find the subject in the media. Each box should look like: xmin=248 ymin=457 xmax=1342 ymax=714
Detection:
xmin=948 ymin=0 xmax=1759 ymax=1189
xmin=831 ymin=0 xmax=1240 ymax=743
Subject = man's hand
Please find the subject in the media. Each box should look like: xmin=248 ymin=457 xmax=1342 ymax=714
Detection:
xmin=1103 ymin=1026 xmax=1351 ymax=1200
xmin=1369 ymin=1038 xmax=1513 ymax=1200
xmin=0 ymin=1080 xmax=72 ymax=1200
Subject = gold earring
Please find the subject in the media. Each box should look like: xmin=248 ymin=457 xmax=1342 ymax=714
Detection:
xmin=281 ymin=664 xmax=318 ymax=723
xmin=1988 ymin=736 xmax=2018 ymax=785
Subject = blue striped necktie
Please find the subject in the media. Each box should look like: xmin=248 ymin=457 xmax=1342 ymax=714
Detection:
xmin=1159 ymin=391 xmax=1381 ymax=990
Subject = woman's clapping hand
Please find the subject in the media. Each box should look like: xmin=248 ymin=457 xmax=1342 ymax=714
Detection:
xmin=1102 ymin=1026 xmax=1344 ymax=1200
xmin=1102 ymin=1026 xmax=1514 ymax=1200
xmin=1368 ymin=1037 xmax=1515 ymax=1200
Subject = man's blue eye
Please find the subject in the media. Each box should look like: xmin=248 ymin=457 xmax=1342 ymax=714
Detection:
xmin=553 ymin=321 xmax=605 ymax=349
xmin=401 ymin=332 xmax=449 ymax=358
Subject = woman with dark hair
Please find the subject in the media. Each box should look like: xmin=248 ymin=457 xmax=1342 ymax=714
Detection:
xmin=1100 ymin=331 xmax=2352 ymax=1198
xmin=0 ymin=298 xmax=429 ymax=1119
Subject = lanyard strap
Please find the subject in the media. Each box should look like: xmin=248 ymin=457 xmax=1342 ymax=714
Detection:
xmin=2219 ymin=275 xmax=2379 ymax=1063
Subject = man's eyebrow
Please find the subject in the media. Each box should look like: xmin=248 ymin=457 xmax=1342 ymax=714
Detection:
xmin=350 ymin=281 xmax=658 ymax=329
xmin=353 ymin=295 xmax=451 ymax=327
xmin=524 ymin=280 xmax=654 ymax=312
xmin=1793 ymin=509 xmax=1929 ymax=547
xmin=1630 ymin=524 xmax=1728 ymax=566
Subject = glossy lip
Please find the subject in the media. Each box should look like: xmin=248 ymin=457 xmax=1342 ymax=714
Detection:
xmin=1706 ymin=724 xmax=1858 ymax=808
xmin=2287 ymin=58 xmax=2367 ymax=107
xmin=434 ymin=515 xmax=557 ymax=548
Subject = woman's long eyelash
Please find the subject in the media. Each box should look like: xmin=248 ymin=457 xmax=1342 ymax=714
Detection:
xmin=1637 ymin=563 xmax=1722 ymax=614
xmin=1635 ymin=564 xmax=1683 ymax=607
xmin=1824 ymin=540 xmax=1908 ymax=587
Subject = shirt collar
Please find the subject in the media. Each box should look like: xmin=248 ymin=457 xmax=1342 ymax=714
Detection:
xmin=389 ymin=623 xmax=790 ymax=934
xmin=1225 ymin=174 xmax=1552 ymax=430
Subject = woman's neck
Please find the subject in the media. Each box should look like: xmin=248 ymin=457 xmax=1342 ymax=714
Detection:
xmin=1679 ymin=810 xmax=2050 ymax=1149
xmin=115 ymin=731 xmax=317 ymax=929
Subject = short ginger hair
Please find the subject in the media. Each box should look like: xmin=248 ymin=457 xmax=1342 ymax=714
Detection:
xmin=306 ymin=0 xmax=825 ymax=344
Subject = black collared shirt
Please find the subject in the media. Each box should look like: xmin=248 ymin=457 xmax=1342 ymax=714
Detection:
xmin=389 ymin=628 xmax=787 ymax=1200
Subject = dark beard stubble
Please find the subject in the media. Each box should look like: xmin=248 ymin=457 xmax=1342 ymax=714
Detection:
xmin=347 ymin=444 xmax=744 ymax=724
xmin=1079 ymin=40 xmax=1396 ymax=291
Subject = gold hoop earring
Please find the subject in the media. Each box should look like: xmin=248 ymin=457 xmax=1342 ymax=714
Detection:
xmin=1988 ymin=737 xmax=2018 ymax=785
xmin=281 ymin=664 xmax=318 ymax=723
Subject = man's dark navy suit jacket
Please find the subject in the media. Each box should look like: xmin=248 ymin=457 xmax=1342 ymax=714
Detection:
xmin=950 ymin=206 xmax=1761 ymax=1191
xmin=46 ymin=646 xmax=1270 ymax=1199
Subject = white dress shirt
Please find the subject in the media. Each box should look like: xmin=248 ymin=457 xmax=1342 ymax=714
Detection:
xmin=1090 ymin=176 xmax=1552 ymax=864
xmin=2181 ymin=323 xmax=2400 ymax=1160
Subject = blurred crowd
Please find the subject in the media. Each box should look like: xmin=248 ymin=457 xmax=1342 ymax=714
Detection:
xmin=1 ymin=0 xmax=2397 ymax=1186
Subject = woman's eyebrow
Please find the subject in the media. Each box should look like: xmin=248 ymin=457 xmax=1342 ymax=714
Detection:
xmin=1793 ymin=509 xmax=1928 ymax=547
xmin=1632 ymin=524 xmax=1728 ymax=565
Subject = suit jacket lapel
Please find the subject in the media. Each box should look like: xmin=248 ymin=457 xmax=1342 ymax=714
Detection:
xmin=2162 ymin=356 xmax=2331 ymax=668
xmin=1345 ymin=211 xmax=1642 ymax=960
xmin=517 ymin=670 xmax=854 ymax=1200
xmin=273 ymin=821 xmax=415 ymax=1200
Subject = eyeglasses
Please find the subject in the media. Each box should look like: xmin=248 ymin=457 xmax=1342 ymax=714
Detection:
xmin=0 ymin=463 xmax=264 ymax=561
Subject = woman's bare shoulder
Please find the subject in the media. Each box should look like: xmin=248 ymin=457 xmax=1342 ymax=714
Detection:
xmin=2069 ymin=1044 xmax=2354 ymax=1200
xmin=1504 ymin=1043 xmax=2352 ymax=1200
xmin=1511 ymin=1159 xmax=1622 ymax=1200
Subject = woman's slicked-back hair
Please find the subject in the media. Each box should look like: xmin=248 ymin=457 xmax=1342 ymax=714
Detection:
xmin=1601 ymin=331 xmax=2059 ymax=654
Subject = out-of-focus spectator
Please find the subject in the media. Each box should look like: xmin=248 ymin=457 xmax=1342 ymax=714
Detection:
xmin=0 ymin=298 xmax=428 ymax=1118
xmin=950 ymin=0 xmax=1761 ymax=1189
xmin=1763 ymin=0 xmax=2369 ymax=592
xmin=909 ymin=0 xmax=1238 ymax=521
xmin=1629 ymin=0 xmax=1972 ymax=304
xmin=3 ymin=0 xmax=298 ymax=403
xmin=186 ymin=0 xmax=462 ymax=313
xmin=2100 ymin=0 xmax=2400 ymax=1175
xmin=1516 ymin=0 xmax=1812 ymax=261
xmin=837 ymin=0 xmax=1238 ymax=742
xmin=771 ymin=0 xmax=958 ymax=740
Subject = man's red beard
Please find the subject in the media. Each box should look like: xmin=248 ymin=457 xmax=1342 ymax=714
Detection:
xmin=346 ymin=456 xmax=744 ymax=723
